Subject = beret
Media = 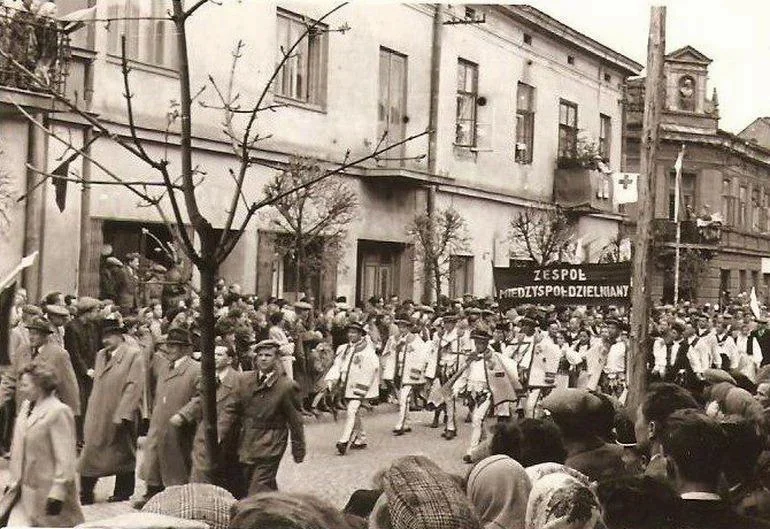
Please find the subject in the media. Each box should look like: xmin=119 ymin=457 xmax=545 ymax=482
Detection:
xmin=142 ymin=484 xmax=235 ymax=529
xmin=542 ymin=388 xmax=605 ymax=419
xmin=45 ymin=304 xmax=70 ymax=317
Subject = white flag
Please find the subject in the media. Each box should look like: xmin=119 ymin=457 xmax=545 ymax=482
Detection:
xmin=673 ymin=145 xmax=685 ymax=220
xmin=613 ymin=173 xmax=639 ymax=204
xmin=751 ymin=287 xmax=761 ymax=319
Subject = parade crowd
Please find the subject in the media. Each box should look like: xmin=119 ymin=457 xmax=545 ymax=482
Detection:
xmin=3 ymin=252 xmax=770 ymax=528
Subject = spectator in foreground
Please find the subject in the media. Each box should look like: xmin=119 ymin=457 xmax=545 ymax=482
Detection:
xmin=660 ymin=409 xmax=770 ymax=529
xmin=229 ymin=491 xmax=363 ymax=529
xmin=596 ymin=475 xmax=680 ymax=529
xmin=466 ymin=455 xmax=531 ymax=529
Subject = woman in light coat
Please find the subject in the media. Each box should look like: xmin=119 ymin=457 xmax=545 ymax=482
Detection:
xmin=5 ymin=360 xmax=84 ymax=527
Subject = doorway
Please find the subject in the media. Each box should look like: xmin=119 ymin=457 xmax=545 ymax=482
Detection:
xmin=357 ymin=240 xmax=407 ymax=304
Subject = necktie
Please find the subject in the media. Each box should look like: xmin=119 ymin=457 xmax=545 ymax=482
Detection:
xmin=666 ymin=343 xmax=674 ymax=366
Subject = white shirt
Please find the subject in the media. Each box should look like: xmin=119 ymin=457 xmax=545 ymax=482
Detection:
xmin=605 ymin=339 xmax=626 ymax=374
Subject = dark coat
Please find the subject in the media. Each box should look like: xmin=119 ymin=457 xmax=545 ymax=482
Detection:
xmin=0 ymin=340 xmax=80 ymax=416
xmin=63 ymin=318 xmax=100 ymax=381
xmin=177 ymin=366 xmax=240 ymax=483
xmin=235 ymin=371 xmax=306 ymax=464
xmin=565 ymin=442 xmax=627 ymax=482
xmin=139 ymin=354 xmax=200 ymax=487
xmin=79 ymin=341 xmax=144 ymax=477
xmin=679 ymin=498 xmax=770 ymax=529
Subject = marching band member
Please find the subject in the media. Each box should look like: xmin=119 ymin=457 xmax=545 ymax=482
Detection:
xmin=324 ymin=322 xmax=380 ymax=456
xmin=564 ymin=328 xmax=593 ymax=388
xmin=714 ymin=314 xmax=738 ymax=369
xmin=453 ymin=329 xmax=522 ymax=463
xmin=600 ymin=319 xmax=627 ymax=399
xmin=689 ymin=313 xmax=719 ymax=377
xmin=508 ymin=317 xmax=539 ymax=415
xmin=392 ymin=317 xmax=430 ymax=436
xmin=425 ymin=314 xmax=470 ymax=440
xmin=524 ymin=323 xmax=563 ymax=417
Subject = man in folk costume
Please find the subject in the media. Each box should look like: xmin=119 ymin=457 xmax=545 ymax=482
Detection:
xmin=135 ymin=326 xmax=200 ymax=508
xmin=425 ymin=314 xmax=471 ymax=440
xmin=749 ymin=317 xmax=770 ymax=367
xmin=453 ymin=329 xmax=523 ymax=463
xmin=714 ymin=314 xmax=738 ymax=370
xmin=392 ymin=316 xmax=430 ymax=436
xmin=651 ymin=322 xmax=696 ymax=388
xmin=79 ymin=319 xmax=144 ymax=505
xmin=689 ymin=313 xmax=719 ymax=378
xmin=379 ymin=318 xmax=402 ymax=404
xmin=324 ymin=322 xmax=380 ymax=456
xmin=599 ymin=318 xmax=628 ymax=398
xmin=508 ymin=317 xmax=539 ymax=415
xmin=523 ymin=323 xmax=563 ymax=417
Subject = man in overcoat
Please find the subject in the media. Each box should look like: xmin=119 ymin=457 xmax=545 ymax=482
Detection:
xmin=135 ymin=326 xmax=200 ymax=508
xmin=234 ymin=339 xmax=305 ymax=494
xmin=79 ymin=319 xmax=144 ymax=504
xmin=64 ymin=296 xmax=101 ymax=444
xmin=0 ymin=317 xmax=80 ymax=417
xmin=173 ymin=345 xmax=242 ymax=496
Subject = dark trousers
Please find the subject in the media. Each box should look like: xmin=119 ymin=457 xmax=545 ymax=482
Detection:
xmin=81 ymin=472 xmax=135 ymax=499
xmin=243 ymin=456 xmax=282 ymax=495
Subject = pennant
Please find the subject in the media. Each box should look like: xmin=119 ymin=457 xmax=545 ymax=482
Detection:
xmin=750 ymin=287 xmax=761 ymax=319
xmin=613 ymin=173 xmax=639 ymax=204
xmin=52 ymin=161 xmax=69 ymax=213
xmin=0 ymin=281 xmax=16 ymax=366
xmin=673 ymin=145 xmax=686 ymax=220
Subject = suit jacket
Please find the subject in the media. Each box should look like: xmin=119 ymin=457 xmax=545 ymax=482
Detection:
xmin=140 ymin=355 xmax=201 ymax=486
xmin=8 ymin=396 xmax=84 ymax=527
xmin=235 ymin=370 xmax=306 ymax=463
xmin=679 ymin=498 xmax=770 ymax=529
xmin=0 ymin=340 xmax=80 ymax=416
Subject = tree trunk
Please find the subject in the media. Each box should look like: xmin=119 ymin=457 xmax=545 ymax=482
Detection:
xmin=433 ymin=262 xmax=442 ymax=302
xmin=198 ymin=242 xmax=219 ymax=481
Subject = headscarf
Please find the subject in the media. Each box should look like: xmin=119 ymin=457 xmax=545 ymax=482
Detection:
xmin=467 ymin=455 xmax=532 ymax=529
xmin=525 ymin=472 xmax=602 ymax=529
xmin=526 ymin=463 xmax=592 ymax=486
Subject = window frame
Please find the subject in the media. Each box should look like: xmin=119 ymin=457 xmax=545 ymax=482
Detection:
xmin=105 ymin=0 xmax=178 ymax=71
xmin=515 ymin=82 xmax=535 ymax=164
xmin=740 ymin=185 xmax=748 ymax=228
xmin=558 ymin=99 xmax=578 ymax=160
xmin=599 ymin=114 xmax=612 ymax=162
xmin=455 ymin=58 xmax=479 ymax=148
xmin=275 ymin=8 xmax=329 ymax=109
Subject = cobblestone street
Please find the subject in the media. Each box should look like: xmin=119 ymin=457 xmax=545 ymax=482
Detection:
xmin=0 ymin=404 xmax=474 ymax=522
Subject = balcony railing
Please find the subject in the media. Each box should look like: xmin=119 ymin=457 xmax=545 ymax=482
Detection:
xmin=0 ymin=4 xmax=70 ymax=94
xmin=652 ymin=219 xmax=722 ymax=245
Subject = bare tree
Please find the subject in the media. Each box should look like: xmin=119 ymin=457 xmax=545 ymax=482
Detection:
xmin=0 ymin=146 xmax=14 ymax=234
xmin=263 ymin=157 xmax=358 ymax=301
xmin=407 ymin=207 xmax=470 ymax=301
xmin=508 ymin=206 xmax=577 ymax=265
xmin=2 ymin=1 xmax=427 ymax=478
xmin=598 ymin=232 xmax=632 ymax=263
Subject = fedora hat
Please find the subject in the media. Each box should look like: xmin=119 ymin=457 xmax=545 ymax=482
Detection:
xmin=166 ymin=327 xmax=192 ymax=346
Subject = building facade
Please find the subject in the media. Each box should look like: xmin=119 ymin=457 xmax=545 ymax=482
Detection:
xmin=625 ymin=46 xmax=770 ymax=304
xmin=1 ymin=2 xmax=641 ymax=305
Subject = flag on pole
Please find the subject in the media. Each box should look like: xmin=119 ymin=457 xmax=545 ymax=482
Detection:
xmin=613 ymin=173 xmax=639 ymax=204
xmin=52 ymin=161 xmax=69 ymax=213
xmin=750 ymin=287 xmax=761 ymax=319
xmin=673 ymin=145 xmax=686 ymax=220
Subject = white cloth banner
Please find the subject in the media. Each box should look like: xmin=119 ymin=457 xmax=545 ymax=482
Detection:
xmin=613 ymin=173 xmax=639 ymax=204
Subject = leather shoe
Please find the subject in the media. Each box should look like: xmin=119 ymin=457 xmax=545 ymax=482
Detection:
xmin=429 ymin=417 xmax=440 ymax=428
xmin=80 ymin=493 xmax=95 ymax=506
xmin=462 ymin=454 xmax=473 ymax=464
xmin=336 ymin=442 xmax=347 ymax=456
xmin=107 ymin=495 xmax=131 ymax=503
xmin=444 ymin=430 xmax=457 ymax=440
xmin=404 ymin=427 xmax=412 ymax=433
xmin=350 ymin=443 xmax=367 ymax=450
xmin=392 ymin=428 xmax=404 ymax=436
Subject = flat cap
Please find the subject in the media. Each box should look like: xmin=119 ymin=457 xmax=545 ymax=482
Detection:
xmin=166 ymin=326 xmax=192 ymax=346
xmin=542 ymin=388 xmax=606 ymax=419
xmin=253 ymin=339 xmax=279 ymax=351
xmin=470 ymin=328 xmax=492 ymax=341
xmin=26 ymin=316 xmax=53 ymax=334
xmin=346 ymin=321 xmax=366 ymax=334
xmin=142 ymin=483 xmax=235 ymax=529
xmin=76 ymin=296 xmax=100 ymax=314
xmin=21 ymin=304 xmax=43 ymax=316
xmin=293 ymin=301 xmax=313 ymax=310
xmin=416 ymin=305 xmax=435 ymax=314
xmin=105 ymin=256 xmax=123 ymax=267
xmin=101 ymin=318 xmax=125 ymax=336
xmin=703 ymin=368 xmax=737 ymax=386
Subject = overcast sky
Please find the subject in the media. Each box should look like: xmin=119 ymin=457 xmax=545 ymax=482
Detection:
xmin=520 ymin=0 xmax=770 ymax=133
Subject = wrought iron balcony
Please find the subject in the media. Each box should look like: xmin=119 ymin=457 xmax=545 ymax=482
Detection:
xmin=0 ymin=4 xmax=70 ymax=94
xmin=652 ymin=218 xmax=722 ymax=246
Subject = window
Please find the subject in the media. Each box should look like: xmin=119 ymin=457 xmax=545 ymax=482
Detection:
xmin=567 ymin=55 xmax=575 ymax=65
xmin=378 ymin=48 xmax=408 ymax=163
xmin=106 ymin=0 xmax=178 ymax=69
xmin=455 ymin=59 xmax=478 ymax=147
xmin=604 ymin=73 xmax=612 ymax=83
xmin=515 ymin=82 xmax=535 ymax=164
xmin=599 ymin=114 xmax=611 ymax=161
xmin=465 ymin=6 xmax=476 ymax=19
xmin=668 ymin=172 xmax=695 ymax=220
xmin=275 ymin=9 xmax=328 ymax=107
xmin=740 ymin=185 xmax=748 ymax=227
xmin=558 ymin=100 xmax=578 ymax=159
xmin=753 ymin=270 xmax=760 ymax=291
xmin=449 ymin=256 xmax=474 ymax=299
xmin=740 ymin=270 xmax=747 ymax=293
xmin=721 ymin=179 xmax=734 ymax=224
xmin=753 ymin=187 xmax=762 ymax=229
xmin=720 ymin=269 xmax=731 ymax=297
xmin=523 ymin=33 xmax=532 ymax=45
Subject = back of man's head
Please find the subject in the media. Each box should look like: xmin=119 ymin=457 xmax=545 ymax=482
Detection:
xmin=641 ymin=383 xmax=700 ymax=426
xmin=660 ymin=409 xmax=727 ymax=489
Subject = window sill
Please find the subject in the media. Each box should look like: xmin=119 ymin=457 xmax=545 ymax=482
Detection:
xmin=106 ymin=54 xmax=179 ymax=79
xmin=273 ymin=95 xmax=327 ymax=114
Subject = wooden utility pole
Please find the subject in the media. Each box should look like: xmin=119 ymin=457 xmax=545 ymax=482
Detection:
xmin=627 ymin=6 xmax=666 ymax=413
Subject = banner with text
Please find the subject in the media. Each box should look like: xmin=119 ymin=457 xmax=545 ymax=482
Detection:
xmin=494 ymin=262 xmax=631 ymax=308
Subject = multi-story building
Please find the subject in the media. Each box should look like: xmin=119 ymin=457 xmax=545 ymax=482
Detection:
xmin=624 ymin=46 xmax=770 ymax=304
xmin=1 ymin=2 xmax=641 ymax=305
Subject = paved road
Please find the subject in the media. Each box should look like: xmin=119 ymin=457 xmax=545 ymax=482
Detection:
xmin=0 ymin=404 xmax=477 ymax=521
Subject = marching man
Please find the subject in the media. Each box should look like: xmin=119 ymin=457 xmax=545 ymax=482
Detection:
xmin=452 ymin=329 xmax=523 ymax=463
xmin=392 ymin=316 xmax=430 ymax=436
xmin=324 ymin=321 xmax=380 ymax=456
xmin=426 ymin=314 xmax=471 ymax=440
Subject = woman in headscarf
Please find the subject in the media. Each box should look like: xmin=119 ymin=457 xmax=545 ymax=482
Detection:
xmin=467 ymin=455 xmax=532 ymax=529
xmin=526 ymin=471 xmax=602 ymax=529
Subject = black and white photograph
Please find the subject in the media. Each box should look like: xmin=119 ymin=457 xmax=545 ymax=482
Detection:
xmin=1 ymin=0 xmax=770 ymax=527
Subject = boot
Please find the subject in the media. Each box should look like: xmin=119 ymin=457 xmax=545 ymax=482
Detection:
xmin=336 ymin=442 xmax=347 ymax=456
xmin=429 ymin=411 xmax=440 ymax=429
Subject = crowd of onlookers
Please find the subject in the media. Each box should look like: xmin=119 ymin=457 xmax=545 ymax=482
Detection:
xmin=5 ymin=246 xmax=770 ymax=527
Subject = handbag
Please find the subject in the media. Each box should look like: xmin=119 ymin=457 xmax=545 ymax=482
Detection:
xmin=0 ymin=484 xmax=20 ymax=526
